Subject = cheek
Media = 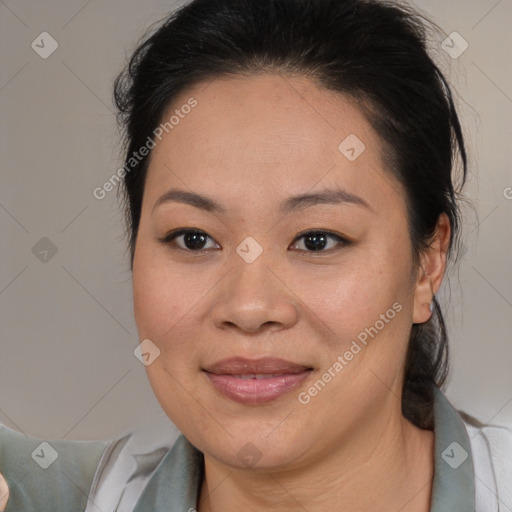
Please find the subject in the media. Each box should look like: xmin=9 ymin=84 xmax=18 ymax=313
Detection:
xmin=132 ymin=252 xmax=212 ymax=429
xmin=292 ymin=250 xmax=414 ymax=395
xmin=133 ymin=244 xmax=196 ymax=339
xmin=132 ymin=245 xmax=222 ymax=372
xmin=294 ymin=258 xmax=405 ymax=341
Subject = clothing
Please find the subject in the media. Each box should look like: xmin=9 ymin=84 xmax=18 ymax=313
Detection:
xmin=1 ymin=388 xmax=510 ymax=511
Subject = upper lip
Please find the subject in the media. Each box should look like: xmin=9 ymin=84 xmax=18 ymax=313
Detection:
xmin=203 ymin=357 xmax=313 ymax=375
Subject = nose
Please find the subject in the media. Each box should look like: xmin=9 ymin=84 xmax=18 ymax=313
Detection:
xmin=211 ymin=251 xmax=300 ymax=335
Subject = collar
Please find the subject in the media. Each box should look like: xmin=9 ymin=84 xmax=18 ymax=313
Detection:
xmin=430 ymin=386 xmax=475 ymax=511
xmin=132 ymin=388 xmax=475 ymax=511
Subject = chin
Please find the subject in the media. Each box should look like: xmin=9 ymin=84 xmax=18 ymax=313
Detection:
xmin=195 ymin=426 xmax=310 ymax=471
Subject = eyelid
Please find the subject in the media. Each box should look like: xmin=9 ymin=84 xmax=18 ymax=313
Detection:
xmin=289 ymin=229 xmax=352 ymax=252
xmin=158 ymin=227 xmax=352 ymax=254
xmin=157 ymin=228 xmax=220 ymax=254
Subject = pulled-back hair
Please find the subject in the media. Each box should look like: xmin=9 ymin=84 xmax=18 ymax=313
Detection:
xmin=114 ymin=0 xmax=467 ymax=429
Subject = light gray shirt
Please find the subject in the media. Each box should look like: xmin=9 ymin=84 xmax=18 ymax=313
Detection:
xmin=1 ymin=387 xmax=511 ymax=511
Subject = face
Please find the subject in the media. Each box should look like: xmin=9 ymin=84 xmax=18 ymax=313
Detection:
xmin=132 ymin=73 xmax=424 ymax=470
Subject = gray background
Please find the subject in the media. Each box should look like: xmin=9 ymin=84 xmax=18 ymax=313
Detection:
xmin=0 ymin=0 xmax=511 ymax=441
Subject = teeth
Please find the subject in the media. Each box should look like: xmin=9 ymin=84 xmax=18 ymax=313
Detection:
xmin=235 ymin=373 xmax=283 ymax=379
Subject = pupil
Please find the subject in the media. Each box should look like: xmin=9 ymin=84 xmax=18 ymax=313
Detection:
xmin=305 ymin=233 xmax=326 ymax=251
xmin=185 ymin=232 xmax=206 ymax=250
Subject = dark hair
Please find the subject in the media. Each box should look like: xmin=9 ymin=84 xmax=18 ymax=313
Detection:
xmin=114 ymin=0 xmax=467 ymax=429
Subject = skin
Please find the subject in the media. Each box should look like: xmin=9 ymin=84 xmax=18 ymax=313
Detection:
xmin=0 ymin=473 xmax=7 ymax=512
xmin=132 ymin=73 xmax=451 ymax=512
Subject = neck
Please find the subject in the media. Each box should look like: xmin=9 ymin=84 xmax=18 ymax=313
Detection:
xmin=197 ymin=408 xmax=435 ymax=512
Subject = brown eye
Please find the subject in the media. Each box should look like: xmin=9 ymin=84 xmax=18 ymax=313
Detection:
xmin=158 ymin=229 xmax=220 ymax=252
xmin=290 ymin=231 xmax=350 ymax=252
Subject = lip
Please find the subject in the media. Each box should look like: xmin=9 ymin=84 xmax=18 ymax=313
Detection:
xmin=203 ymin=356 xmax=312 ymax=375
xmin=203 ymin=357 xmax=313 ymax=404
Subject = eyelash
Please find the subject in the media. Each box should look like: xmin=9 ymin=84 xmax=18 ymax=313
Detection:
xmin=157 ymin=228 xmax=352 ymax=255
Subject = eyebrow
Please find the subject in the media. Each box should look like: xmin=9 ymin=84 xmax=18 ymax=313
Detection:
xmin=152 ymin=186 xmax=372 ymax=215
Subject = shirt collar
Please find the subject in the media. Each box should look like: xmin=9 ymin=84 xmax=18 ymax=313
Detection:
xmin=430 ymin=386 xmax=475 ymax=511
xmin=133 ymin=387 xmax=475 ymax=511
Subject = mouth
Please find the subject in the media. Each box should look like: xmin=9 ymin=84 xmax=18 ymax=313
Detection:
xmin=229 ymin=373 xmax=298 ymax=379
xmin=202 ymin=356 xmax=314 ymax=404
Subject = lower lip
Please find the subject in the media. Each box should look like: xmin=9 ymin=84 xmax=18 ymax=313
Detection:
xmin=203 ymin=371 xmax=312 ymax=404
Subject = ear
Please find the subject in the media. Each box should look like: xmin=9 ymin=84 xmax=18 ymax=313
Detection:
xmin=412 ymin=213 xmax=451 ymax=324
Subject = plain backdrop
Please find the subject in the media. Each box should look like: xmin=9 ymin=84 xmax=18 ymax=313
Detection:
xmin=1 ymin=0 xmax=511 ymax=440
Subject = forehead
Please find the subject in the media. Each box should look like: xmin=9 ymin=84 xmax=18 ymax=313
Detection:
xmin=144 ymin=73 xmax=403 ymax=214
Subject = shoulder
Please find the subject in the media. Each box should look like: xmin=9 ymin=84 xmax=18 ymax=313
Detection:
xmin=461 ymin=412 xmax=512 ymax=512
xmin=0 ymin=423 xmax=110 ymax=512
xmin=0 ymin=417 xmax=182 ymax=512
xmin=85 ymin=416 xmax=181 ymax=512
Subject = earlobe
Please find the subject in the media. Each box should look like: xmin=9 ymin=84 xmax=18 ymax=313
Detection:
xmin=412 ymin=213 xmax=451 ymax=324
xmin=412 ymin=272 xmax=435 ymax=324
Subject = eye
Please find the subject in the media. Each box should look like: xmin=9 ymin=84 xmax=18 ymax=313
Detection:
xmin=289 ymin=230 xmax=351 ymax=253
xmin=158 ymin=228 xmax=351 ymax=254
xmin=158 ymin=228 xmax=220 ymax=252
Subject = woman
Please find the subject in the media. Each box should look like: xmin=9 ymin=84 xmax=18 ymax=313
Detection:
xmin=1 ymin=0 xmax=511 ymax=510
